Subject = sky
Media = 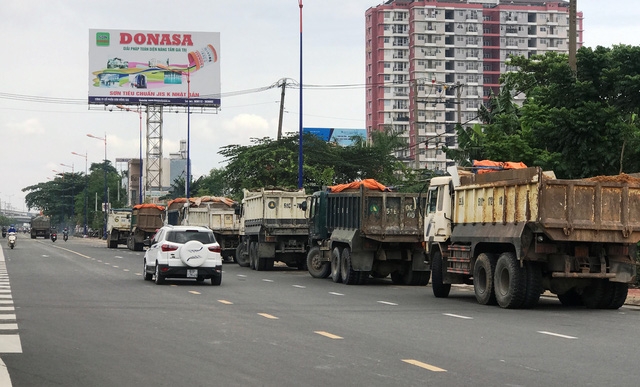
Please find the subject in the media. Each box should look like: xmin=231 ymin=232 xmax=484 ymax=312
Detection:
xmin=1 ymin=0 xmax=639 ymax=214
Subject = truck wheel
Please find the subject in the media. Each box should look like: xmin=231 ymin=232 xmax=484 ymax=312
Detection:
xmin=331 ymin=247 xmax=342 ymax=283
xmin=604 ymin=282 xmax=628 ymax=309
xmin=154 ymin=264 xmax=165 ymax=285
xmin=582 ymin=280 xmax=608 ymax=309
xmin=521 ymin=261 xmax=542 ymax=309
xmin=473 ymin=253 xmax=497 ymax=305
xmin=431 ymin=250 xmax=451 ymax=298
xmin=307 ymin=247 xmax=330 ymax=278
xmin=249 ymin=242 xmax=257 ymax=270
xmin=341 ymin=248 xmax=359 ymax=285
xmin=235 ymin=244 xmax=250 ymax=267
xmin=143 ymin=260 xmax=153 ymax=281
xmin=494 ymin=252 xmax=526 ymax=309
xmin=557 ymin=289 xmax=583 ymax=306
xmin=390 ymin=271 xmax=404 ymax=285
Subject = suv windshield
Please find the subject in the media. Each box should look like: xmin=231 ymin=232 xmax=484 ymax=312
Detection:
xmin=166 ymin=230 xmax=215 ymax=244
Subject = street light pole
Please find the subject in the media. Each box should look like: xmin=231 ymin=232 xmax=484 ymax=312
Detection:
xmin=186 ymin=68 xmax=191 ymax=199
xmin=87 ymin=133 xmax=108 ymax=239
xmin=298 ymin=0 xmax=304 ymax=189
xmin=60 ymin=163 xmax=75 ymax=226
xmin=71 ymin=151 xmax=88 ymax=237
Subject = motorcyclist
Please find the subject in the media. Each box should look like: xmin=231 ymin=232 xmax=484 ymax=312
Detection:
xmin=7 ymin=225 xmax=16 ymax=234
xmin=1 ymin=226 xmax=6 ymax=237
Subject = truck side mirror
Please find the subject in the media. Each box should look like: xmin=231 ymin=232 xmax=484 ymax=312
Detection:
xmin=298 ymin=201 xmax=308 ymax=211
xmin=234 ymin=206 xmax=242 ymax=216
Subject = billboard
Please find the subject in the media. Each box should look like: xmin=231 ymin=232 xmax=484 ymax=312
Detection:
xmin=304 ymin=128 xmax=367 ymax=147
xmin=89 ymin=29 xmax=220 ymax=107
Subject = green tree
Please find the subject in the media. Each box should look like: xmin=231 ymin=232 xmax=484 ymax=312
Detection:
xmin=506 ymin=47 xmax=640 ymax=178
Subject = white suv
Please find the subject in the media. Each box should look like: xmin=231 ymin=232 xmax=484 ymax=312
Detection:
xmin=143 ymin=225 xmax=222 ymax=285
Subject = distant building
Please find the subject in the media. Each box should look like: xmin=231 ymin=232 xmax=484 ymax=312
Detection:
xmin=127 ymin=139 xmax=188 ymax=205
xmin=365 ymin=0 xmax=583 ymax=171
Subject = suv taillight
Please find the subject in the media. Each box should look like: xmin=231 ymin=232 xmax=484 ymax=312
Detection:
xmin=161 ymin=244 xmax=179 ymax=252
xmin=208 ymin=245 xmax=221 ymax=253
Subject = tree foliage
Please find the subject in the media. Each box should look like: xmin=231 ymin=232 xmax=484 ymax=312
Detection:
xmin=23 ymin=161 xmax=126 ymax=230
xmin=449 ymin=46 xmax=640 ymax=179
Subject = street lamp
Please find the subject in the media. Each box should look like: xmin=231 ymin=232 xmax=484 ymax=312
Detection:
xmin=298 ymin=0 xmax=304 ymax=189
xmin=117 ymin=105 xmax=144 ymax=205
xmin=72 ymin=151 xmax=88 ymax=237
xmin=87 ymin=133 xmax=108 ymax=239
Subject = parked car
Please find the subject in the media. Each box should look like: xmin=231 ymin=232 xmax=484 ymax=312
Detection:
xmin=143 ymin=225 xmax=222 ymax=285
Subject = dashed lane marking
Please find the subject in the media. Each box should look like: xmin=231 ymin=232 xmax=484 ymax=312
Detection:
xmin=258 ymin=313 xmax=279 ymax=320
xmin=377 ymin=301 xmax=398 ymax=306
xmin=402 ymin=359 xmax=447 ymax=372
xmin=123 ymin=269 xmax=130 ymax=272
xmin=218 ymin=300 xmax=233 ymax=305
xmin=314 ymin=331 xmax=343 ymax=340
xmin=237 ymin=275 xmax=247 ymax=278
xmin=443 ymin=313 xmax=474 ymax=320
xmin=189 ymin=291 xmax=201 ymax=295
xmin=262 ymin=279 xmax=274 ymax=282
xmin=329 ymin=292 xmax=344 ymax=296
xmin=292 ymin=285 xmax=306 ymax=289
xmin=537 ymin=331 xmax=577 ymax=339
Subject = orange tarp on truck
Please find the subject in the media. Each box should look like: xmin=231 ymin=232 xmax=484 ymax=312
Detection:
xmin=167 ymin=196 xmax=236 ymax=209
xmin=328 ymin=179 xmax=390 ymax=193
xmin=473 ymin=160 xmax=527 ymax=174
xmin=133 ymin=203 xmax=165 ymax=211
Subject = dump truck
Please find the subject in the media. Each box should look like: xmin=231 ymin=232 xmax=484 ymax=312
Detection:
xmin=166 ymin=197 xmax=241 ymax=262
xmin=235 ymin=188 xmax=308 ymax=270
xmin=306 ymin=180 xmax=429 ymax=285
xmin=127 ymin=204 xmax=165 ymax=251
xmin=425 ymin=166 xmax=639 ymax=309
xmin=106 ymin=208 xmax=132 ymax=248
xmin=30 ymin=215 xmax=51 ymax=239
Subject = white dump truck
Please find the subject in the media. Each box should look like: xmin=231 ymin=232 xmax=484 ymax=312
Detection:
xmin=235 ymin=188 xmax=308 ymax=270
xmin=106 ymin=208 xmax=132 ymax=248
xmin=425 ymin=166 xmax=639 ymax=309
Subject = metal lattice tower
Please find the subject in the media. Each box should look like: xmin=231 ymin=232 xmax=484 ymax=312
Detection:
xmin=146 ymin=106 xmax=163 ymax=193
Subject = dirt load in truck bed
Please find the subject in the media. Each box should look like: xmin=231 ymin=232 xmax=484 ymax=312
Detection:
xmin=584 ymin=174 xmax=640 ymax=184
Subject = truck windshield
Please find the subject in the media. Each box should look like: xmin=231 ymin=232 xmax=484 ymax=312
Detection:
xmin=427 ymin=187 xmax=438 ymax=214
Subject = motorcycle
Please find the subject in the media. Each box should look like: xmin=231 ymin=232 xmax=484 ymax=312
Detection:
xmin=51 ymin=232 xmax=57 ymax=242
xmin=1 ymin=231 xmax=5 ymax=238
xmin=7 ymin=233 xmax=16 ymax=249
xmin=63 ymin=231 xmax=68 ymax=242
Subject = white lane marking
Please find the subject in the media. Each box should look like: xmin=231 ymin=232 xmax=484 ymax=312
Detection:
xmin=123 ymin=269 xmax=130 ymax=272
xmin=443 ymin=313 xmax=474 ymax=320
xmin=258 ymin=313 xmax=279 ymax=320
xmin=0 ymin=324 xmax=18 ymax=330
xmin=0 ymin=335 xmax=22 ymax=353
xmin=237 ymin=274 xmax=247 ymax=278
xmin=41 ymin=255 xmax=49 ymax=258
xmin=114 ymin=256 xmax=123 ymax=259
xmin=189 ymin=291 xmax=201 ymax=295
xmin=0 ymin=308 xmax=14 ymax=312
xmin=262 ymin=279 xmax=274 ymax=282
xmin=0 ymin=296 xmax=11 ymax=300
xmin=218 ymin=300 xmax=233 ymax=305
xmin=0 ymin=315 xmax=15 ymax=321
xmin=377 ymin=301 xmax=398 ymax=306
xmin=134 ymin=273 xmax=141 ymax=276
xmin=113 ymin=266 xmax=119 ymax=268
xmin=402 ymin=359 xmax=447 ymax=372
xmin=0 ymin=301 xmax=12 ymax=305
xmin=292 ymin=285 xmax=306 ymax=289
xmin=537 ymin=331 xmax=577 ymax=339
xmin=315 ymin=331 xmax=343 ymax=339
xmin=329 ymin=292 xmax=344 ymax=296
xmin=0 ymin=358 xmax=13 ymax=386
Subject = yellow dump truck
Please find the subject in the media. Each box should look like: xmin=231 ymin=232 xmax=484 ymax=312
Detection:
xmin=425 ymin=167 xmax=639 ymax=309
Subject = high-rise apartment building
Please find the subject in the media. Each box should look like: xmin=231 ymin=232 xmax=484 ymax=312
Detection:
xmin=365 ymin=0 xmax=583 ymax=171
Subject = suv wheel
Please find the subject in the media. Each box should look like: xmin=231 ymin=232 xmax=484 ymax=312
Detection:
xmin=155 ymin=263 xmax=165 ymax=285
xmin=143 ymin=260 xmax=153 ymax=281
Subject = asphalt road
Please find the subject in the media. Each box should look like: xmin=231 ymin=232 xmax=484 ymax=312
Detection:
xmin=0 ymin=234 xmax=638 ymax=387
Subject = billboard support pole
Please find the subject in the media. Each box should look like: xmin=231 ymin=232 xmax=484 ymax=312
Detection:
xmin=298 ymin=0 xmax=304 ymax=189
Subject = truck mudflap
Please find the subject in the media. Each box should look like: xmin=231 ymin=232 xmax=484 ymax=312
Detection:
xmin=450 ymin=222 xmax=527 ymax=260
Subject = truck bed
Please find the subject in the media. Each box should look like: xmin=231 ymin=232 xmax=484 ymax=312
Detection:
xmin=454 ymin=167 xmax=640 ymax=243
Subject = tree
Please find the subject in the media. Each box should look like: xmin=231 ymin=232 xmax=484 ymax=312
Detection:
xmin=506 ymin=47 xmax=640 ymax=178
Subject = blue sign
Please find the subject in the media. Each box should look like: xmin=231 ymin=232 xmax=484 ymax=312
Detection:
xmin=304 ymin=128 xmax=366 ymax=147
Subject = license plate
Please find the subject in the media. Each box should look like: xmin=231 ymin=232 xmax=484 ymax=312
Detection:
xmin=187 ymin=269 xmax=198 ymax=278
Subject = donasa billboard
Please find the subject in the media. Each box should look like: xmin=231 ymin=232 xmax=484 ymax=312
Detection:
xmin=88 ymin=29 xmax=220 ymax=107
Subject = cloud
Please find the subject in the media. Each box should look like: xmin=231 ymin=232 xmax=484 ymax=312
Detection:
xmin=6 ymin=118 xmax=45 ymax=135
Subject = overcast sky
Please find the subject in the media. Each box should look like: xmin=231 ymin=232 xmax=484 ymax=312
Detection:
xmin=1 ymin=0 xmax=638 ymax=213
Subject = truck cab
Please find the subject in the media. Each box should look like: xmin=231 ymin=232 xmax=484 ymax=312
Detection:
xmin=424 ymin=176 xmax=453 ymax=253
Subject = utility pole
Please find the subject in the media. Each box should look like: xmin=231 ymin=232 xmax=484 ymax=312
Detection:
xmin=413 ymin=79 xmax=420 ymax=169
xmin=277 ymin=78 xmax=287 ymax=140
xmin=568 ymin=0 xmax=577 ymax=72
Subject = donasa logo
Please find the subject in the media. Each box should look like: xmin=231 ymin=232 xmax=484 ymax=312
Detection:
xmin=96 ymin=32 xmax=110 ymax=46
xmin=120 ymin=32 xmax=194 ymax=46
